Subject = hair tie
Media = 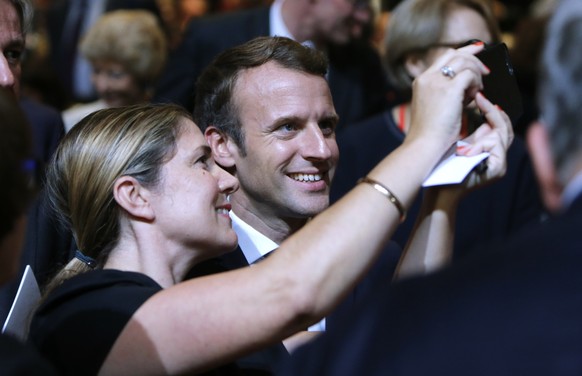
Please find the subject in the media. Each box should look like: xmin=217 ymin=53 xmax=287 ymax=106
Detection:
xmin=75 ymin=250 xmax=97 ymax=269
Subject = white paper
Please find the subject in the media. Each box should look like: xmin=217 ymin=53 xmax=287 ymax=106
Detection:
xmin=423 ymin=143 xmax=489 ymax=187
xmin=2 ymin=265 xmax=41 ymax=341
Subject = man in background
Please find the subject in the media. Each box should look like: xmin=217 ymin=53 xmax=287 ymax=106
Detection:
xmin=0 ymin=0 xmax=73 ymax=325
xmin=154 ymin=0 xmax=400 ymax=130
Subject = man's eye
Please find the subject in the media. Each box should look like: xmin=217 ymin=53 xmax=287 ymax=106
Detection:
xmin=319 ymin=121 xmax=336 ymax=136
xmin=6 ymin=50 xmax=23 ymax=63
xmin=279 ymin=123 xmax=297 ymax=132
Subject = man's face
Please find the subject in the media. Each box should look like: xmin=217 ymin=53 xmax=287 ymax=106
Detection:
xmin=229 ymin=61 xmax=339 ymax=222
xmin=0 ymin=1 xmax=23 ymax=97
xmin=311 ymin=0 xmax=372 ymax=44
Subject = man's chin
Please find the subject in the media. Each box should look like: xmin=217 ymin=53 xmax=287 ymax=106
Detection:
xmin=296 ymin=199 xmax=330 ymax=218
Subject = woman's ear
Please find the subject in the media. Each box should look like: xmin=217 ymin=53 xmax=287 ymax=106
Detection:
xmin=205 ymin=126 xmax=238 ymax=168
xmin=113 ymin=176 xmax=155 ymax=221
xmin=404 ymin=53 xmax=431 ymax=79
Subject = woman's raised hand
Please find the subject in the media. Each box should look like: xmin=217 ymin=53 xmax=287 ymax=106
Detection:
xmin=406 ymin=43 xmax=490 ymax=156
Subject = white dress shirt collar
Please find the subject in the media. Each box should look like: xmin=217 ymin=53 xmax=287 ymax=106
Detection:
xmin=230 ymin=211 xmax=279 ymax=264
xmin=229 ymin=211 xmax=326 ymax=331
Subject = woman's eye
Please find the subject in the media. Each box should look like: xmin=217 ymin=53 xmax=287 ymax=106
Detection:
xmin=195 ymin=155 xmax=209 ymax=168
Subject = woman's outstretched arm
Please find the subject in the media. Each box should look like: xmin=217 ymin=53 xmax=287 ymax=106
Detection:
xmin=100 ymin=45 xmax=509 ymax=376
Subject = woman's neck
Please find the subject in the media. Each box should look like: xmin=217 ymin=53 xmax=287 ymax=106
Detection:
xmin=103 ymin=235 xmax=197 ymax=289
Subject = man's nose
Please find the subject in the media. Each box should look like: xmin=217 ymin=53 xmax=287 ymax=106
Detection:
xmin=302 ymin=125 xmax=333 ymax=160
xmin=0 ymin=56 xmax=16 ymax=90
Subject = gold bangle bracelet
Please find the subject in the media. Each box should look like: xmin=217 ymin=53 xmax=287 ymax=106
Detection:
xmin=357 ymin=176 xmax=406 ymax=223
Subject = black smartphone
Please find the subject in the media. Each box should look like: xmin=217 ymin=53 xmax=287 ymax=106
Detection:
xmin=475 ymin=42 xmax=523 ymax=123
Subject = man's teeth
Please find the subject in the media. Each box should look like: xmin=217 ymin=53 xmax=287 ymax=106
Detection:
xmin=289 ymin=173 xmax=322 ymax=182
xmin=216 ymin=208 xmax=229 ymax=214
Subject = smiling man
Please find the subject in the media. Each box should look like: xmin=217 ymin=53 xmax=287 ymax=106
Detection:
xmin=187 ymin=36 xmax=401 ymax=374
xmin=205 ymin=57 xmax=338 ymax=248
xmin=193 ymin=37 xmax=339 ymax=257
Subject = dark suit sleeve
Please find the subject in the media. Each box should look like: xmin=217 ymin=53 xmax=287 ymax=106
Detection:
xmin=325 ymin=240 xmax=401 ymax=331
xmin=327 ymin=42 xmax=404 ymax=130
xmin=152 ymin=21 xmax=199 ymax=109
xmin=1 ymin=99 xmax=74 ymax=325
xmin=20 ymin=97 xmax=65 ymax=163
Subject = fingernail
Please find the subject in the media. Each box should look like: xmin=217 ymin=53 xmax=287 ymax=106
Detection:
xmin=457 ymin=145 xmax=469 ymax=154
xmin=473 ymin=41 xmax=484 ymax=46
xmin=495 ymin=104 xmax=503 ymax=111
xmin=483 ymin=64 xmax=490 ymax=73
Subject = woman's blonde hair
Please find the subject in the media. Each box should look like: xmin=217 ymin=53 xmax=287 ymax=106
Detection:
xmin=44 ymin=104 xmax=190 ymax=292
xmin=79 ymin=9 xmax=168 ymax=86
xmin=384 ymin=0 xmax=501 ymax=95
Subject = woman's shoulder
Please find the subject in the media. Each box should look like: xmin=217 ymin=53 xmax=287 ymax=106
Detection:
xmin=38 ymin=269 xmax=161 ymax=316
xmin=29 ymin=270 xmax=163 ymax=375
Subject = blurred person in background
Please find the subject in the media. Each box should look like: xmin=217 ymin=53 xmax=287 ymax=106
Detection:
xmin=61 ymin=9 xmax=168 ymax=132
xmin=331 ymin=0 xmax=545 ymax=263
xmin=154 ymin=0 xmax=401 ymax=131
xmin=0 ymin=86 xmax=58 ymax=375
xmin=0 ymin=0 xmax=73 ymax=326
xmin=44 ymin=0 xmax=162 ymax=105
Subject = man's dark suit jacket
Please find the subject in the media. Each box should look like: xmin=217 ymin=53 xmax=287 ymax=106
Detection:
xmin=188 ymin=239 xmax=402 ymax=374
xmin=0 ymin=98 xmax=74 ymax=325
xmin=331 ymin=110 xmax=546 ymax=261
xmin=280 ymin=193 xmax=582 ymax=376
xmin=154 ymin=6 xmax=398 ymax=130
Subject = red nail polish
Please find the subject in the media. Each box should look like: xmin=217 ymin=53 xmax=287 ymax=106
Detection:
xmin=473 ymin=41 xmax=484 ymax=46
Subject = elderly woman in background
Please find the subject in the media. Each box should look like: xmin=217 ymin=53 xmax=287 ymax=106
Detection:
xmin=62 ymin=9 xmax=167 ymax=132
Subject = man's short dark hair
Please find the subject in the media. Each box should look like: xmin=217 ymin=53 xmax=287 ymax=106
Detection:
xmin=193 ymin=36 xmax=329 ymax=155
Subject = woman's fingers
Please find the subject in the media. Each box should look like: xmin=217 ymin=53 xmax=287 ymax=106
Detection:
xmin=409 ymin=49 xmax=490 ymax=149
xmin=456 ymin=92 xmax=514 ymax=188
xmin=475 ymin=91 xmax=514 ymax=149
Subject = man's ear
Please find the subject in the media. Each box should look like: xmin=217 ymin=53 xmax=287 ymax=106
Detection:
xmin=205 ymin=126 xmax=238 ymax=168
xmin=526 ymin=121 xmax=563 ymax=213
xmin=404 ymin=53 xmax=430 ymax=79
xmin=113 ymin=176 xmax=155 ymax=221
